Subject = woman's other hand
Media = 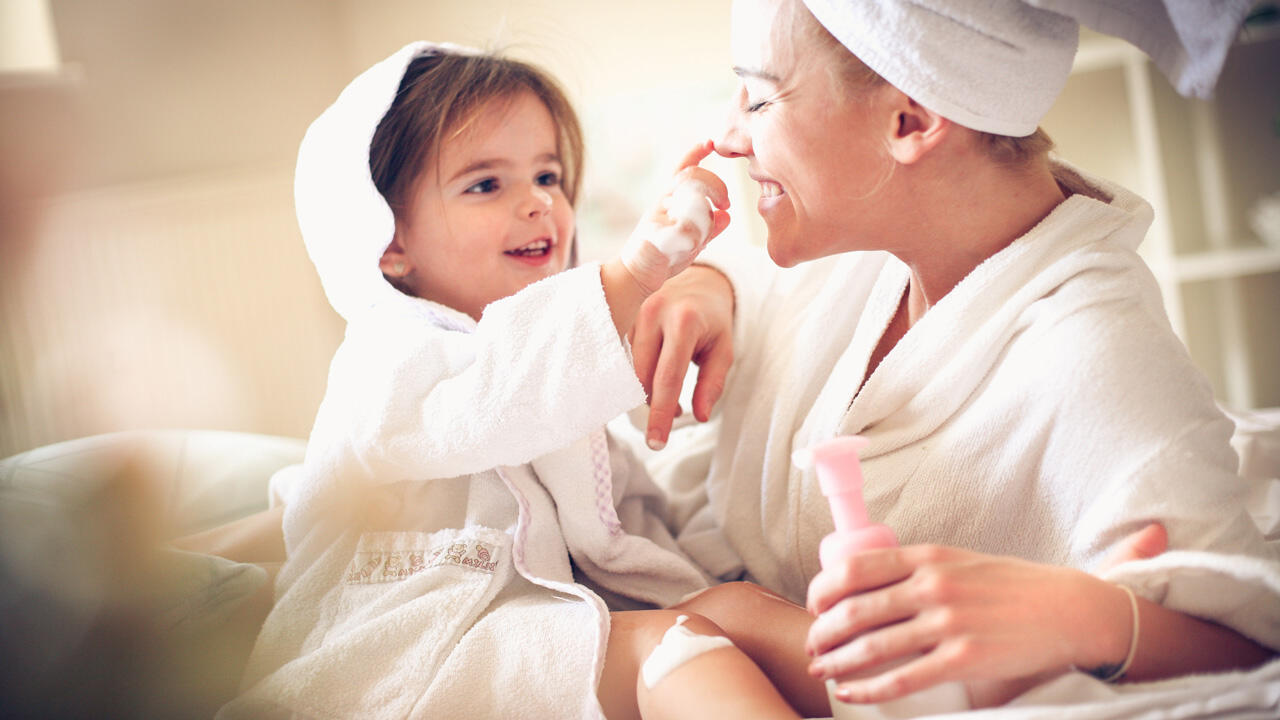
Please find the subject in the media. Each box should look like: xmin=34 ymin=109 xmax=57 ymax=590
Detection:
xmin=802 ymin=538 xmax=1161 ymax=707
xmin=630 ymin=264 xmax=735 ymax=450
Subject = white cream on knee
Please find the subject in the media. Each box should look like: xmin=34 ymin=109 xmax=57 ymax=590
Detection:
xmin=640 ymin=614 xmax=734 ymax=689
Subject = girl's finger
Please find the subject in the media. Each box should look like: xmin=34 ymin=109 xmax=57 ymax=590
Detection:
xmin=674 ymin=139 xmax=716 ymax=171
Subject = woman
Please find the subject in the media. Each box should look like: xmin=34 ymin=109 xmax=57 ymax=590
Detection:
xmin=633 ymin=0 xmax=1278 ymax=713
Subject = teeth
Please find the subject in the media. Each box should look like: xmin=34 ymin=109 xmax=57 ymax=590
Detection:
xmin=507 ymin=239 xmax=551 ymax=256
xmin=759 ymin=182 xmax=782 ymax=198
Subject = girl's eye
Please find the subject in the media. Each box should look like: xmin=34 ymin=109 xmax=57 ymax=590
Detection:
xmin=746 ymin=99 xmax=769 ymax=113
xmin=465 ymin=178 xmax=499 ymax=194
xmin=536 ymin=171 xmax=561 ymax=187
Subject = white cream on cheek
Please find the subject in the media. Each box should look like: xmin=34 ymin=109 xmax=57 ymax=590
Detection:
xmin=640 ymin=614 xmax=735 ymax=689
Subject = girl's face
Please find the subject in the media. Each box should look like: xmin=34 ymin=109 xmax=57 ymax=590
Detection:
xmin=389 ymin=90 xmax=575 ymax=319
xmin=718 ymin=0 xmax=895 ymax=267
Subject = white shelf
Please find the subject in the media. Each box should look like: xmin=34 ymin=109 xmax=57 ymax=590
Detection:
xmin=1174 ymin=245 xmax=1280 ymax=283
xmin=1061 ymin=22 xmax=1280 ymax=408
xmin=1073 ymin=34 xmax=1140 ymax=73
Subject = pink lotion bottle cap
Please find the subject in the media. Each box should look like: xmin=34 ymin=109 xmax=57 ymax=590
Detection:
xmin=800 ymin=435 xmax=898 ymax=568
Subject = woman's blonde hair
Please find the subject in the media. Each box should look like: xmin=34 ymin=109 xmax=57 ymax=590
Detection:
xmin=369 ymin=50 xmax=585 ymax=213
xmin=789 ymin=0 xmax=1054 ymax=166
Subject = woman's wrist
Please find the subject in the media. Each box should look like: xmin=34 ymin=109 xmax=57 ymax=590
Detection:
xmin=1071 ymin=575 xmax=1140 ymax=681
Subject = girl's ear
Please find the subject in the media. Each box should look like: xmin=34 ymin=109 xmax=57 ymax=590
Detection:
xmin=884 ymin=92 xmax=952 ymax=165
xmin=379 ymin=234 xmax=412 ymax=278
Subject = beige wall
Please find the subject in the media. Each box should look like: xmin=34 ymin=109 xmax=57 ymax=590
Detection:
xmin=1 ymin=0 xmax=751 ymax=457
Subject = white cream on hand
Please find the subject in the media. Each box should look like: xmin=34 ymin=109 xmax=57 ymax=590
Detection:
xmin=619 ymin=177 xmax=718 ymax=294
xmin=651 ymin=180 xmax=714 ymax=263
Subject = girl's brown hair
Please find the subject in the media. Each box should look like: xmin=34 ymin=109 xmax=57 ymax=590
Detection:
xmin=369 ymin=50 xmax=585 ymax=214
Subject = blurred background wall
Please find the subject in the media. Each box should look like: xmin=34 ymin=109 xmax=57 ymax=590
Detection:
xmin=2 ymin=0 xmax=1277 ymax=458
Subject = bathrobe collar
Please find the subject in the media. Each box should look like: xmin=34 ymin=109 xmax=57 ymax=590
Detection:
xmin=800 ymin=160 xmax=1156 ymax=458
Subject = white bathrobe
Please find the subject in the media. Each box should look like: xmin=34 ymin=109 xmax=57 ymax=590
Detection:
xmin=672 ymin=161 xmax=1280 ymax=714
xmin=218 ymin=42 xmax=707 ymax=720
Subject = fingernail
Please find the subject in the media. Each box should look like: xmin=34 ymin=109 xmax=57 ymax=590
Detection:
xmin=808 ymin=659 xmax=825 ymax=678
xmin=647 ymin=435 xmax=666 ymax=451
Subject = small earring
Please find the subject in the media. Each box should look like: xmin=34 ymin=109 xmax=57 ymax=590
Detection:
xmin=392 ymin=261 xmax=407 ymax=276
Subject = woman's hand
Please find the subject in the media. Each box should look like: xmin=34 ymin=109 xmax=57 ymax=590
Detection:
xmin=630 ymin=264 xmax=735 ymax=450
xmin=803 ymin=543 xmax=1145 ymax=706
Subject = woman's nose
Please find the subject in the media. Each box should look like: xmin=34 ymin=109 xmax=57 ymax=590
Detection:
xmin=715 ymin=109 xmax=750 ymax=159
xmin=521 ymin=185 xmax=553 ymax=219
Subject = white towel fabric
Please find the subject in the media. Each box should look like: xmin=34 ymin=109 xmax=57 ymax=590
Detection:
xmin=666 ymin=160 xmax=1280 ymax=716
xmin=801 ymin=0 xmax=1079 ymax=136
xmin=800 ymin=0 xmax=1253 ymax=137
xmin=1025 ymin=0 xmax=1256 ymax=99
xmin=218 ymin=42 xmax=708 ymax=719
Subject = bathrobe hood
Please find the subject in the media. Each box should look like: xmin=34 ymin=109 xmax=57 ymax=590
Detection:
xmin=294 ymin=42 xmax=474 ymax=326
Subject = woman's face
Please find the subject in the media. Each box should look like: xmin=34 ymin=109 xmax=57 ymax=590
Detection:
xmin=391 ymin=91 xmax=575 ymax=319
xmin=718 ymin=0 xmax=895 ymax=267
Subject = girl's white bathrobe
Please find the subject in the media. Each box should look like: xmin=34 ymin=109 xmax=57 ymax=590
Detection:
xmin=218 ymin=43 xmax=707 ymax=720
xmin=674 ymin=162 xmax=1280 ymax=711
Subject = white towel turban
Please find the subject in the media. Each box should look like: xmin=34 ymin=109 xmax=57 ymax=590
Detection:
xmin=800 ymin=0 xmax=1254 ymax=138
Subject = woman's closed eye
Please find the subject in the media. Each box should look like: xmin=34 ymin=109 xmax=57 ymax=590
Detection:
xmin=745 ymin=98 xmax=770 ymax=113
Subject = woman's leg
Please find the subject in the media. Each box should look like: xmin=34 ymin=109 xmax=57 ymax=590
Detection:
xmin=674 ymin=582 xmax=830 ymax=718
xmin=599 ymin=609 xmax=801 ymax=720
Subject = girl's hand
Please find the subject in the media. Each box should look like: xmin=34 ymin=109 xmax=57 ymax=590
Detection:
xmin=804 ymin=544 xmax=1139 ymax=706
xmin=620 ymin=141 xmax=731 ymax=295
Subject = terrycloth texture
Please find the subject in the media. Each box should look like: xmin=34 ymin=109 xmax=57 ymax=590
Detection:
xmin=800 ymin=0 xmax=1079 ymax=136
xmin=676 ymin=161 xmax=1280 ymax=713
xmin=219 ymin=42 xmax=707 ymax=719
xmin=1026 ymin=0 xmax=1255 ymax=99
xmin=882 ymin=656 xmax=1280 ymax=719
xmin=800 ymin=0 xmax=1252 ymax=137
xmin=294 ymin=41 xmax=475 ymax=324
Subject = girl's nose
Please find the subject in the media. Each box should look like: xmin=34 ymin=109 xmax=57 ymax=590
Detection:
xmin=521 ymin=185 xmax=553 ymax=219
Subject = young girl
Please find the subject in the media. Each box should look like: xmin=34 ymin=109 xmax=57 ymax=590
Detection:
xmin=215 ymin=42 xmax=800 ymax=720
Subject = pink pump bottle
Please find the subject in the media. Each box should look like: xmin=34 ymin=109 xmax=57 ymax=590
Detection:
xmin=805 ymin=436 xmax=969 ymax=720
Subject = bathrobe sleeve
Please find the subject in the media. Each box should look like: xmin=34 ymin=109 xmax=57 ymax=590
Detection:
xmin=309 ymin=263 xmax=647 ymax=484
xmin=1033 ymin=294 xmax=1280 ymax=648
